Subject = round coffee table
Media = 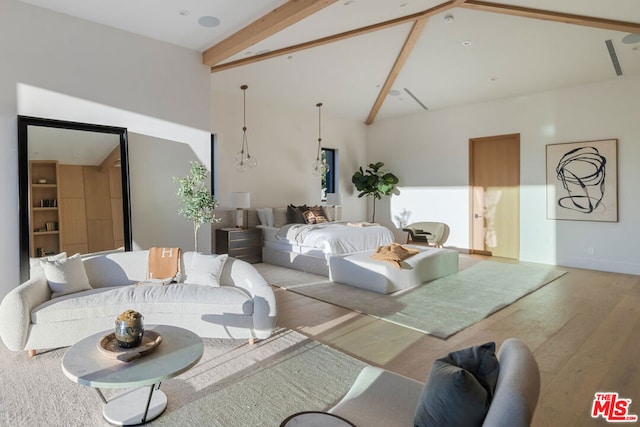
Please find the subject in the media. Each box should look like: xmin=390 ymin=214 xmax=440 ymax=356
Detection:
xmin=62 ymin=324 xmax=203 ymax=426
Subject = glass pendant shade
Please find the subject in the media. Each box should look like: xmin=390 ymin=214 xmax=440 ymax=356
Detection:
xmin=312 ymin=102 xmax=329 ymax=176
xmin=236 ymin=85 xmax=256 ymax=173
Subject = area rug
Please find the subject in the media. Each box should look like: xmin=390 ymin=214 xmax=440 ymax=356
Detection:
xmin=0 ymin=329 xmax=367 ymax=426
xmin=256 ymin=260 xmax=567 ymax=339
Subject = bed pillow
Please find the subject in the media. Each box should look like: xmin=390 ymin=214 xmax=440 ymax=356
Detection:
xmin=322 ymin=205 xmax=334 ymax=222
xmin=287 ymin=204 xmax=307 ymax=224
xmin=257 ymin=208 xmax=274 ymax=227
xmin=41 ymin=253 xmax=92 ymax=299
xmin=185 ymin=253 xmax=228 ymax=286
xmin=413 ymin=342 xmax=499 ymax=427
xmin=273 ymin=207 xmax=288 ymax=228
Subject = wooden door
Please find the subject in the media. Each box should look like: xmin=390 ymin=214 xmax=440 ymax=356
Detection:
xmin=469 ymin=134 xmax=520 ymax=259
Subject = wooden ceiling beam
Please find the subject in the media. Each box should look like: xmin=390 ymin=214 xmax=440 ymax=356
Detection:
xmin=460 ymin=1 xmax=640 ymax=33
xmin=365 ymin=18 xmax=428 ymax=125
xmin=211 ymin=0 xmax=463 ymax=73
xmin=203 ymin=0 xmax=338 ymax=67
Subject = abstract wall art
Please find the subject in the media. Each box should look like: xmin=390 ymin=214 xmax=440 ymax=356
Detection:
xmin=546 ymin=139 xmax=618 ymax=222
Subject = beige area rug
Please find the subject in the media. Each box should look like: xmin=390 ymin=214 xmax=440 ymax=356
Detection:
xmin=0 ymin=329 xmax=366 ymax=427
xmin=256 ymin=260 xmax=567 ymax=339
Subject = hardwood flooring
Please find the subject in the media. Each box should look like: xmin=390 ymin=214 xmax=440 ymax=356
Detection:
xmin=274 ymin=254 xmax=640 ymax=427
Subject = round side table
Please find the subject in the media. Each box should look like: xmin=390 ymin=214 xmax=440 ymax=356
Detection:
xmin=280 ymin=411 xmax=356 ymax=427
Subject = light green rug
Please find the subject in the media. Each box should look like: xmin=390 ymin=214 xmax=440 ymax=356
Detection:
xmin=257 ymin=260 xmax=567 ymax=339
xmin=0 ymin=329 xmax=366 ymax=426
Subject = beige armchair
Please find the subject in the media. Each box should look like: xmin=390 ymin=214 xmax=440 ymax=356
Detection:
xmin=403 ymin=222 xmax=450 ymax=247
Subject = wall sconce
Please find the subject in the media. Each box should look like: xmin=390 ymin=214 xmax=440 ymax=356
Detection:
xmin=326 ymin=192 xmax=342 ymax=221
xmin=230 ymin=192 xmax=250 ymax=228
xmin=312 ymin=102 xmax=330 ymax=176
xmin=236 ymin=84 xmax=257 ymax=173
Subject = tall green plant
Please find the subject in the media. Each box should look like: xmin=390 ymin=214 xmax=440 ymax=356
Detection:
xmin=352 ymin=161 xmax=399 ymax=222
xmin=174 ymin=161 xmax=220 ymax=252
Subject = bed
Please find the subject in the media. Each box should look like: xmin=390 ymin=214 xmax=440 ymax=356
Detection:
xmin=256 ymin=207 xmax=395 ymax=276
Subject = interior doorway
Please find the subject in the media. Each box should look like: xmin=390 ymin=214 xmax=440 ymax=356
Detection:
xmin=469 ymin=134 xmax=520 ymax=259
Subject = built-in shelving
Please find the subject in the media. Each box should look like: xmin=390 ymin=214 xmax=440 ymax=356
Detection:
xmin=29 ymin=160 xmax=61 ymax=257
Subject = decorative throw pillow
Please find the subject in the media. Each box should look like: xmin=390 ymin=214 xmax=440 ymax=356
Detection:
xmin=30 ymin=251 xmax=67 ymax=278
xmin=300 ymin=205 xmax=329 ymax=224
xmin=287 ymin=204 xmax=307 ymax=224
xmin=413 ymin=342 xmax=500 ymax=427
xmin=185 ymin=253 xmax=228 ymax=286
xmin=41 ymin=253 xmax=92 ymax=299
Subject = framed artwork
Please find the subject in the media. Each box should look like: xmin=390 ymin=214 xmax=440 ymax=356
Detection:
xmin=546 ymin=139 xmax=618 ymax=222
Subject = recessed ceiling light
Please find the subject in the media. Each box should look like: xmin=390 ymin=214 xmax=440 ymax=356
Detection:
xmin=622 ymin=33 xmax=640 ymax=44
xmin=389 ymin=89 xmax=401 ymax=96
xmin=198 ymin=16 xmax=220 ymax=28
xmin=444 ymin=15 xmax=454 ymax=23
xmin=179 ymin=10 xmax=189 ymax=16
xmin=343 ymin=0 xmax=355 ymax=5
xmin=462 ymin=40 xmax=472 ymax=47
xmin=400 ymin=2 xmax=409 ymax=7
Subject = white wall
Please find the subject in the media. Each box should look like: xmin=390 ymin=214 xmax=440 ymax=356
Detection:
xmin=1 ymin=1 xmax=211 ymax=298
xmin=211 ymin=89 xmax=368 ymax=220
xmin=367 ymin=76 xmax=640 ymax=275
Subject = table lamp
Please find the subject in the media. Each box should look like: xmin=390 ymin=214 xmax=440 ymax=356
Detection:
xmin=230 ymin=192 xmax=250 ymax=228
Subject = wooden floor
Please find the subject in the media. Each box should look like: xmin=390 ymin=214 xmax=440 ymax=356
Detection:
xmin=275 ymin=254 xmax=640 ymax=427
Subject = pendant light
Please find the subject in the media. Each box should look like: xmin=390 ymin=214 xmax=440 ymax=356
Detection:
xmin=312 ymin=102 xmax=330 ymax=176
xmin=236 ymin=84 xmax=257 ymax=173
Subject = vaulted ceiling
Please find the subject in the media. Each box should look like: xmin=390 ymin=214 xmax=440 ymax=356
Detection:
xmin=21 ymin=0 xmax=640 ymax=123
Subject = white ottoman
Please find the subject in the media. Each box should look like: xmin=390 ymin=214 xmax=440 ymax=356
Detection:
xmin=328 ymin=246 xmax=459 ymax=294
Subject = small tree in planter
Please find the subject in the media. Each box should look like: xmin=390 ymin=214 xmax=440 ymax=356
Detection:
xmin=174 ymin=161 xmax=220 ymax=252
xmin=352 ymin=162 xmax=399 ymax=222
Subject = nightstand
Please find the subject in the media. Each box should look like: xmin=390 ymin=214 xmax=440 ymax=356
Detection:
xmin=215 ymin=227 xmax=262 ymax=264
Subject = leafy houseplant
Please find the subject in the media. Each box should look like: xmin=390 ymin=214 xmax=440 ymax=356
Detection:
xmin=174 ymin=161 xmax=221 ymax=252
xmin=352 ymin=162 xmax=399 ymax=222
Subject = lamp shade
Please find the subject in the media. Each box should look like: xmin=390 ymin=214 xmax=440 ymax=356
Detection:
xmin=326 ymin=193 xmax=343 ymax=206
xmin=230 ymin=192 xmax=250 ymax=209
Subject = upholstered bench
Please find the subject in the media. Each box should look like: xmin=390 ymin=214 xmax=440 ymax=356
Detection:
xmin=328 ymin=246 xmax=459 ymax=294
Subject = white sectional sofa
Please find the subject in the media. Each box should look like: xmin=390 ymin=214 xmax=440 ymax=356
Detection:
xmin=0 ymin=250 xmax=276 ymax=356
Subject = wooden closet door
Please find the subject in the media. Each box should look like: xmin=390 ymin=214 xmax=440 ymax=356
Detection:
xmin=469 ymin=134 xmax=520 ymax=259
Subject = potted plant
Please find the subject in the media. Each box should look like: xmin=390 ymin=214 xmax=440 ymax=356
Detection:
xmin=352 ymin=162 xmax=399 ymax=222
xmin=174 ymin=161 xmax=221 ymax=252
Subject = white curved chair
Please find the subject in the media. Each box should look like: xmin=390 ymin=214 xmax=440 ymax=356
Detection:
xmin=403 ymin=222 xmax=450 ymax=247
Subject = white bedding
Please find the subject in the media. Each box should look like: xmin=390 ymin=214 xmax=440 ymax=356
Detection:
xmin=270 ymin=221 xmax=394 ymax=255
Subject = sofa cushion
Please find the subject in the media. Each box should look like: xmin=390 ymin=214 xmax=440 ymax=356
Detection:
xmin=41 ymin=253 xmax=92 ymax=299
xmin=83 ymin=251 xmax=150 ymax=288
xmin=31 ymin=284 xmax=253 ymax=324
xmin=185 ymin=253 xmax=227 ymax=286
xmin=414 ymin=342 xmax=499 ymax=427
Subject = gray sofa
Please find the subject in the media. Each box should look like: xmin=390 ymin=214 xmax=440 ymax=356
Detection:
xmin=0 ymin=250 xmax=276 ymax=356
xmin=329 ymin=338 xmax=540 ymax=427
